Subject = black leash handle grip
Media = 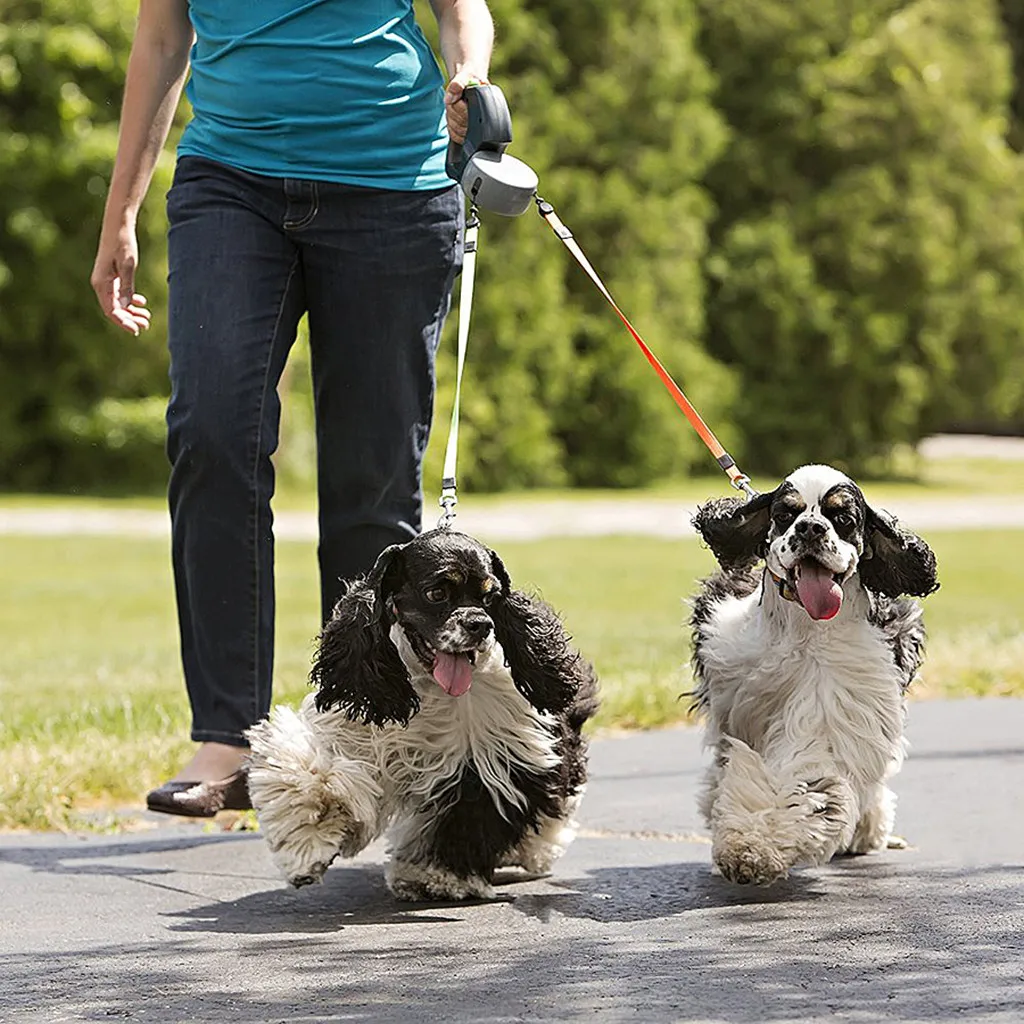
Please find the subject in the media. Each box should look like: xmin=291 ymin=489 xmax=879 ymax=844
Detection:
xmin=445 ymin=83 xmax=512 ymax=185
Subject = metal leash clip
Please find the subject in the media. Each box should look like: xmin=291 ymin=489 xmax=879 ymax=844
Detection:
xmin=438 ymin=476 xmax=458 ymax=530
xmin=732 ymin=474 xmax=758 ymax=499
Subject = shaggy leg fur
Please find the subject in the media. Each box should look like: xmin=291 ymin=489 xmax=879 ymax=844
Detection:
xmin=386 ymin=856 xmax=495 ymax=902
xmin=385 ymin=812 xmax=495 ymax=901
xmin=705 ymin=738 xmax=856 ymax=885
xmin=845 ymin=782 xmax=897 ymax=855
xmin=498 ymin=790 xmax=585 ymax=875
xmin=383 ymin=760 xmax=570 ymax=902
xmin=246 ymin=704 xmax=384 ymax=887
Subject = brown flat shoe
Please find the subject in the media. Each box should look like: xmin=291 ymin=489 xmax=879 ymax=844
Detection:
xmin=146 ymin=770 xmax=252 ymax=818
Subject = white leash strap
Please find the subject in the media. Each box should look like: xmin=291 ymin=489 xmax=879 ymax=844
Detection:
xmin=438 ymin=207 xmax=480 ymax=528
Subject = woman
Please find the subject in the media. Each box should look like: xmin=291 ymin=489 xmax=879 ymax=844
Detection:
xmin=91 ymin=0 xmax=494 ymax=816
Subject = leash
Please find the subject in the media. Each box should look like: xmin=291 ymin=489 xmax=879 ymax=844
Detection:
xmin=534 ymin=196 xmax=757 ymax=499
xmin=446 ymin=84 xmax=756 ymax=500
xmin=438 ymin=206 xmax=480 ymax=528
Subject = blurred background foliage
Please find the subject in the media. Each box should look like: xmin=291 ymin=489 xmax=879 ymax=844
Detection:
xmin=0 ymin=1 xmax=180 ymax=489
xmin=1 ymin=0 xmax=1023 ymax=493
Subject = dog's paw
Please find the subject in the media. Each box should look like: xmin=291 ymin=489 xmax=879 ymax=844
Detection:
xmin=286 ymin=849 xmax=339 ymax=887
xmin=498 ymin=844 xmax=556 ymax=877
xmin=386 ymin=860 xmax=495 ymax=902
xmin=498 ymin=808 xmax=580 ymax=876
xmin=713 ymin=835 xmax=788 ymax=887
xmin=843 ymin=785 xmax=898 ymax=855
xmin=273 ymin=842 xmax=343 ymax=889
xmin=289 ymin=868 xmax=327 ymax=889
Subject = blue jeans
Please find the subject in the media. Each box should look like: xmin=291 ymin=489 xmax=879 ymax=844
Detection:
xmin=165 ymin=156 xmax=463 ymax=747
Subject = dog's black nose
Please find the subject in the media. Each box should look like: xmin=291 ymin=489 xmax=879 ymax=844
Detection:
xmin=794 ymin=518 xmax=827 ymax=539
xmin=463 ymin=614 xmax=493 ymax=640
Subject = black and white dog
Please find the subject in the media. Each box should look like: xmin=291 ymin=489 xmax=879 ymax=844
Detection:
xmin=247 ymin=528 xmax=598 ymax=901
xmin=690 ymin=465 xmax=938 ymax=886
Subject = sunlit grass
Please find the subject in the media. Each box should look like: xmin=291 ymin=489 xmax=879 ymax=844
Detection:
xmin=1 ymin=522 xmax=1021 ymax=830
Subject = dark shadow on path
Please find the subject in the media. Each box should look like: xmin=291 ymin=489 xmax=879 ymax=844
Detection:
xmin=0 ymin=830 xmax=261 ymax=881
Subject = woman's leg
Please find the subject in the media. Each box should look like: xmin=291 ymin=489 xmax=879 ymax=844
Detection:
xmin=298 ymin=183 xmax=463 ymax=619
xmin=164 ymin=157 xmax=306 ymax=776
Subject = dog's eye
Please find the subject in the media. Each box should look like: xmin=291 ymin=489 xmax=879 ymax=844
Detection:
xmin=774 ymin=509 xmax=797 ymax=528
xmin=481 ymin=589 xmax=500 ymax=607
xmin=424 ymin=585 xmax=449 ymax=604
xmin=832 ymin=512 xmax=855 ymax=529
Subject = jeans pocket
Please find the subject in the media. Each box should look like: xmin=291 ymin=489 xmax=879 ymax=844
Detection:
xmin=166 ymin=156 xmax=229 ymax=218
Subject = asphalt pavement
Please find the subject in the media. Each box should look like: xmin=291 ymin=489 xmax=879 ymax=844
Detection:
xmin=2 ymin=698 xmax=1023 ymax=1023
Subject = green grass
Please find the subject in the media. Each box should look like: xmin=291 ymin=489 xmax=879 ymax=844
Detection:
xmin=1 ymin=526 xmax=1022 ymax=830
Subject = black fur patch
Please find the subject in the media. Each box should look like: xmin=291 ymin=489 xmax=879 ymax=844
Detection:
xmin=421 ymin=758 xmax=565 ymax=879
xmin=820 ymin=483 xmax=866 ymax=545
xmin=860 ymin=508 xmax=940 ymax=599
xmin=692 ymin=489 xmax=778 ymax=571
xmin=312 ymin=546 xmax=420 ymax=726
xmin=491 ymin=587 xmax=591 ymax=716
xmin=867 ymin=594 xmax=928 ymax=691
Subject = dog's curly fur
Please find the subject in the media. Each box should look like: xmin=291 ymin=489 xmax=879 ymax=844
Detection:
xmin=247 ymin=528 xmax=598 ymax=902
xmin=689 ymin=465 xmax=938 ymax=886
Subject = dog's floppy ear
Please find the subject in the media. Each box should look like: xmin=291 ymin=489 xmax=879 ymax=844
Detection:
xmin=488 ymin=548 xmax=580 ymax=716
xmin=858 ymin=506 xmax=939 ymax=598
xmin=692 ymin=488 xmax=777 ymax=570
xmin=312 ymin=543 xmax=419 ymax=726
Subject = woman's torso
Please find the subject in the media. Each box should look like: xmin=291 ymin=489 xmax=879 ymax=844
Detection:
xmin=179 ymin=0 xmax=450 ymax=190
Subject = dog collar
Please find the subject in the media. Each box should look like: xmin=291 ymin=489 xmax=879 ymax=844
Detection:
xmin=766 ymin=567 xmax=799 ymax=604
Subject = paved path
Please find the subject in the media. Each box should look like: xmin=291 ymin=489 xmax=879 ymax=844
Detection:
xmin=3 ymin=435 xmax=1023 ymax=541
xmin=2 ymin=698 xmax=1023 ymax=1023
xmin=1 ymin=494 xmax=1022 ymax=542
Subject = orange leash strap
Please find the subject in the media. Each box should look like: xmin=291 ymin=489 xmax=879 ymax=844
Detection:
xmin=535 ymin=197 xmax=756 ymax=498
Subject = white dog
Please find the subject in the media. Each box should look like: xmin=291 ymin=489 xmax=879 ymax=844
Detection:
xmin=690 ymin=465 xmax=938 ymax=885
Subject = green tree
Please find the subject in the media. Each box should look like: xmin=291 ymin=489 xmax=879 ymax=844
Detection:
xmin=0 ymin=0 xmax=173 ymax=490
xmin=425 ymin=0 xmax=733 ymax=490
xmin=998 ymin=0 xmax=1024 ymax=151
xmin=2 ymin=0 xmax=734 ymax=494
xmin=699 ymin=0 xmax=1024 ymax=475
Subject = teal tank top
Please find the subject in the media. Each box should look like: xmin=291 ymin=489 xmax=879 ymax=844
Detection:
xmin=178 ymin=0 xmax=451 ymax=190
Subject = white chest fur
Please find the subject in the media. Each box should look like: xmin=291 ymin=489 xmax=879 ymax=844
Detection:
xmin=699 ymin=582 xmax=906 ymax=786
xmin=376 ymin=628 xmax=561 ymax=817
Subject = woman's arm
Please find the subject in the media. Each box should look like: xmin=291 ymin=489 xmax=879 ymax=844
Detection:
xmin=428 ymin=0 xmax=495 ymax=144
xmin=90 ymin=0 xmax=193 ymax=334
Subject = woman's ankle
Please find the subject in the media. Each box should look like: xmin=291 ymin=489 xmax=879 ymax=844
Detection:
xmin=170 ymin=742 xmax=248 ymax=783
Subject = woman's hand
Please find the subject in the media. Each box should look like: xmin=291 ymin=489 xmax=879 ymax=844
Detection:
xmin=90 ymin=223 xmax=152 ymax=336
xmin=444 ymin=70 xmax=489 ymax=145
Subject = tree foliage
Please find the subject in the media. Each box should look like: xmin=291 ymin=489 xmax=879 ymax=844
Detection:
xmin=426 ymin=0 xmax=733 ymax=490
xmin=998 ymin=0 xmax=1024 ymax=151
xmin=699 ymin=0 xmax=1024 ymax=474
xmin=3 ymin=0 xmax=1024 ymax=493
xmin=0 ymin=0 xmax=175 ymax=489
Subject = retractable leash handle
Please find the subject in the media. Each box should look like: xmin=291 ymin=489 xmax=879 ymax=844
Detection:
xmin=446 ymin=84 xmax=538 ymax=217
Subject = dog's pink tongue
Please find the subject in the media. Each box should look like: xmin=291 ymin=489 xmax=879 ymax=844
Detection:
xmin=432 ymin=652 xmax=473 ymax=696
xmin=795 ymin=562 xmax=843 ymax=621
